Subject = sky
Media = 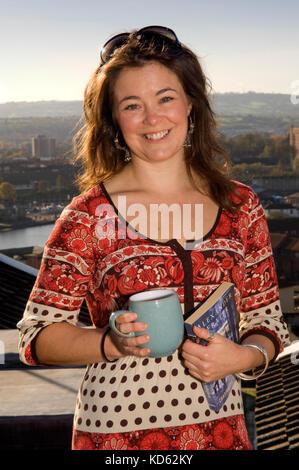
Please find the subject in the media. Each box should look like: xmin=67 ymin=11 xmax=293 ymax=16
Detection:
xmin=1 ymin=0 xmax=299 ymax=103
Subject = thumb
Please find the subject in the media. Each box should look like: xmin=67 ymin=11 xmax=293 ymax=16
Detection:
xmin=193 ymin=326 xmax=218 ymax=343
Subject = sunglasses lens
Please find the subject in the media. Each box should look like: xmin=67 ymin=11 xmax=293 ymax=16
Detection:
xmin=101 ymin=33 xmax=129 ymax=63
xmin=138 ymin=26 xmax=179 ymax=44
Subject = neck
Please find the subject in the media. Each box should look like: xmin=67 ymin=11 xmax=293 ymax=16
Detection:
xmin=124 ymin=157 xmax=199 ymax=196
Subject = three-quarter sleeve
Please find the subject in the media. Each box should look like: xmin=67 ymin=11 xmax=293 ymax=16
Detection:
xmin=17 ymin=199 xmax=97 ymax=365
xmin=238 ymin=190 xmax=290 ymax=359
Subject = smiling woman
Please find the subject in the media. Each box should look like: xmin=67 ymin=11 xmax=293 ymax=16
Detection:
xmin=17 ymin=26 xmax=290 ymax=451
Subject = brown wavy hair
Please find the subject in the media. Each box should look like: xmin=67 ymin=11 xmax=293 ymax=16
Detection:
xmin=74 ymin=33 xmax=243 ymax=211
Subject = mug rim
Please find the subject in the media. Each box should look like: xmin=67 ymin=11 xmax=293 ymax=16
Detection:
xmin=130 ymin=289 xmax=175 ymax=302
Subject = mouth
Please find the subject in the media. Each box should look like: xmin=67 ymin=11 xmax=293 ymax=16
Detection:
xmin=143 ymin=129 xmax=170 ymax=141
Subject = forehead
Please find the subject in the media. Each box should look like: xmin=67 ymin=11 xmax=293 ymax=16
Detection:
xmin=113 ymin=61 xmax=184 ymax=98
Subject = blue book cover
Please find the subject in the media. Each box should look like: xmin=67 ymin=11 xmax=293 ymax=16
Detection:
xmin=184 ymin=282 xmax=239 ymax=412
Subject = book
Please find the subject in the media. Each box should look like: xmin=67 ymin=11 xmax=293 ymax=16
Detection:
xmin=184 ymin=282 xmax=239 ymax=412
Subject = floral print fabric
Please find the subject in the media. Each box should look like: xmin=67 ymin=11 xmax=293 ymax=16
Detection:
xmin=72 ymin=415 xmax=251 ymax=450
xmin=17 ymin=181 xmax=290 ymax=450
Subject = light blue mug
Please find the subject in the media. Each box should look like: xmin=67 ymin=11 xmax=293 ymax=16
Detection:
xmin=109 ymin=289 xmax=184 ymax=358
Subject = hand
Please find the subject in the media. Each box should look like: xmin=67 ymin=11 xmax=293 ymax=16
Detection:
xmin=106 ymin=312 xmax=151 ymax=359
xmin=181 ymin=326 xmax=252 ymax=382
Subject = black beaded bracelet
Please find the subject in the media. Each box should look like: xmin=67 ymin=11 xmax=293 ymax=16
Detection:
xmin=101 ymin=327 xmax=117 ymax=362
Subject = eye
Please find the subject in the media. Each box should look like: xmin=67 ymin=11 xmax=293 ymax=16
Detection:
xmin=124 ymin=103 xmax=139 ymax=111
xmin=161 ymin=96 xmax=174 ymax=103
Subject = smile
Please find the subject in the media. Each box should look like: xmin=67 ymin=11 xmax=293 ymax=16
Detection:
xmin=143 ymin=130 xmax=169 ymax=141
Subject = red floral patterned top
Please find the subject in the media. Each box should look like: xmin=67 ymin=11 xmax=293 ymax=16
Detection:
xmin=18 ymin=181 xmax=290 ymax=450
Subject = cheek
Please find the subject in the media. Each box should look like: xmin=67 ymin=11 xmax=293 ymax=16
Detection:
xmin=118 ymin=116 xmax=140 ymax=139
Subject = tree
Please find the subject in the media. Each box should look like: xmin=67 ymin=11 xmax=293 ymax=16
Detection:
xmin=0 ymin=182 xmax=17 ymax=202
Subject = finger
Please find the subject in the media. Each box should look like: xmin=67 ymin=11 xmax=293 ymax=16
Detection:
xmin=118 ymin=321 xmax=148 ymax=335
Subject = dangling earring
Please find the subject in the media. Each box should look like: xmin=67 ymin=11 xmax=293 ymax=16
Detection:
xmin=114 ymin=132 xmax=131 ymax=162
xmin=183 ymin=115 xmax=195 ymax=148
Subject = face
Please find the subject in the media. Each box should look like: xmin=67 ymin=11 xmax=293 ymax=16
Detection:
xmin=113 ymin=61 xmax=192 ymax=164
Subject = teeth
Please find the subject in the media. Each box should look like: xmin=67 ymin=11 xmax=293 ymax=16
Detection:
xmin=144 ymin=130 xmax=169 ymax=140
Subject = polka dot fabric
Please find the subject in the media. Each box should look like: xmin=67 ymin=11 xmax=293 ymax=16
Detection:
xmin=17 ymin=181 xmax=290 ymax=450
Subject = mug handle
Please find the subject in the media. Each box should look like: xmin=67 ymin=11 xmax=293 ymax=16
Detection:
xmin=109 ymin=310 xmax=136 ymax=338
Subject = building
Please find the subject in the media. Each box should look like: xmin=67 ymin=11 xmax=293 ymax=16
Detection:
xmin=290 ymin=127 xmax=299 ymax=158
xmin=32 ymin=135 xmax=56 ymax=161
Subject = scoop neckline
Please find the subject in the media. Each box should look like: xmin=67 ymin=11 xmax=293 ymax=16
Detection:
xmin=99 ymin=181 xmax=223 ymax=250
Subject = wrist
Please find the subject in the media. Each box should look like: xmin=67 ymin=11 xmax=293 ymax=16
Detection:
xmin=101 ymin=328 xmax=117 ymax=362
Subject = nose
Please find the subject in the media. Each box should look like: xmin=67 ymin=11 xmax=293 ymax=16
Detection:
xmin=143 ymin=106 xmax=161 ymax=126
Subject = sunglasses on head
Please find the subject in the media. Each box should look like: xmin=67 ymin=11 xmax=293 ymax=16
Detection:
xmin=100 ymin=25 xmax=181 ymax=64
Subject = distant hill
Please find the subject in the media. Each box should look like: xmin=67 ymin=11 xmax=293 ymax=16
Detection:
xmin=0 ymin=92 xmax=298 ymax=118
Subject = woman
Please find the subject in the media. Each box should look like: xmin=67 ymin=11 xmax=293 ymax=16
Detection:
xmin=18 ymin=26 xmax=290 ymax=450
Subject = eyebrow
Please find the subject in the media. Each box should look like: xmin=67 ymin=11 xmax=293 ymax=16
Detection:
xmin=118 ymin=87 xmax=178 ymax=105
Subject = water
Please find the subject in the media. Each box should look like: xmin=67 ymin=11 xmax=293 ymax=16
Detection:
xmin=0 ymin=224 xmax=55 ymax=250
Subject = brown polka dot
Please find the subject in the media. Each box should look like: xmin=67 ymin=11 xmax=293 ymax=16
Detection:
xmin=110 ymin=377 xmax=116 ymax=384
xmin=67 ymin=315 xmax=74 ymax=320
xmin=92 ymin=405 xmax=97 ymax=412
xmin=178 ymin=383 xmax=185 ymax=391
xmin=83 ymin=389 xmax=88 ymax=396
xmin=133 ymin=374 xmax=140 ymax=382
xmin=164 ymin=415 xmax=172 ymax=422
xmin=33 ymin=308 xmax=38 ymax=313
xmin=205 ymin=410 xmax=210 ymax=417
xmin=198 ymin=396 xmax=204 ymax=404
xmin=124 ymin=390 xmax=131 ymax=397
xmin=138 ymin=388 xmax=145 ymax=395
xmin=135 ymin=418 xmax=142 ymax=425
xmin=86 ymin=419 xmax=91 ymax=426
xmin=151 ymin=386 xmax=158 ymax=393
xmin=266 ymin=308 xmax=272 ymax=314
xmin=110 ymin=364 xmax=117 ymax=371
xmin=115 ymin=405 xmax=122 ymax=412
xmin=101 ymin=363 xmax=107 ymax=370
xmin=223 ymin=405 xmax=227 ymax=412
xmin=165 ymin=385 xmax=172 ymax=392
xmin=95 ymin=420 xmax=101 ymax=427
xmin=53 ymin=313 xmax=61 ymax=317
xmin=142 ymin=358 xmax=149 ymax=366
xmin=159 ymin=370 xmax=166 ymax=378
xmin=143 ymin=402 xmax=150 ymax=409
xmin=91 ymin=376 xmax=96 ymax=383
xmin=111 ymin=391 xmax=117 ymax=398
xmin=157 ymin=400 xmax=164 ymax=408
xmin=121 ymin=376 xmax=127 ymax=383
xmin=191 ymin=382 xmax=198 ymax=389
xmin=130 ymin=361 xmax=137 ymax=368
xmin=179 ymin=413 xmax=186 ymax=420
xmin=185 ymin=398 xmax=192 ymax=405
xmin=120 ymin=363 xmax=127 ymax=370
xmin=84 ymin=404 xmax=88 ymax=411
xmin=155 ymin=358 xmax=162 ymax=364
xmin=171 ymin=399 xmax=178 ymax=406
xmin=146 ymin=372 xmax=154 ymax=379
xmin=231 ymin=404 xmax=235 ymax=410
xmin=193 ymin=412 xmax=199 ymax=419
xmin=167 ymin=355 xmax=173 ymax=362
xmin=102 ymin=406 xmax=108 ymax=413
xmin=107 ymin=421 xmax=113 ymax=428
xmin=150 ymin=416 xmax=157 ymax=423
xmin=171 ymin=368 xmax=178 ymax=376
xmin=99 ymin=391 xmax=105 ymax=398
xmin=128 ymin=404 xmax=136 ymax=411
xmin=78 ymin=418 xmax=82 ymax=425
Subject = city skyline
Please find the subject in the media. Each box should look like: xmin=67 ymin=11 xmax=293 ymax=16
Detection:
xmin=1 ymin=0 xmax=299 ymax=103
